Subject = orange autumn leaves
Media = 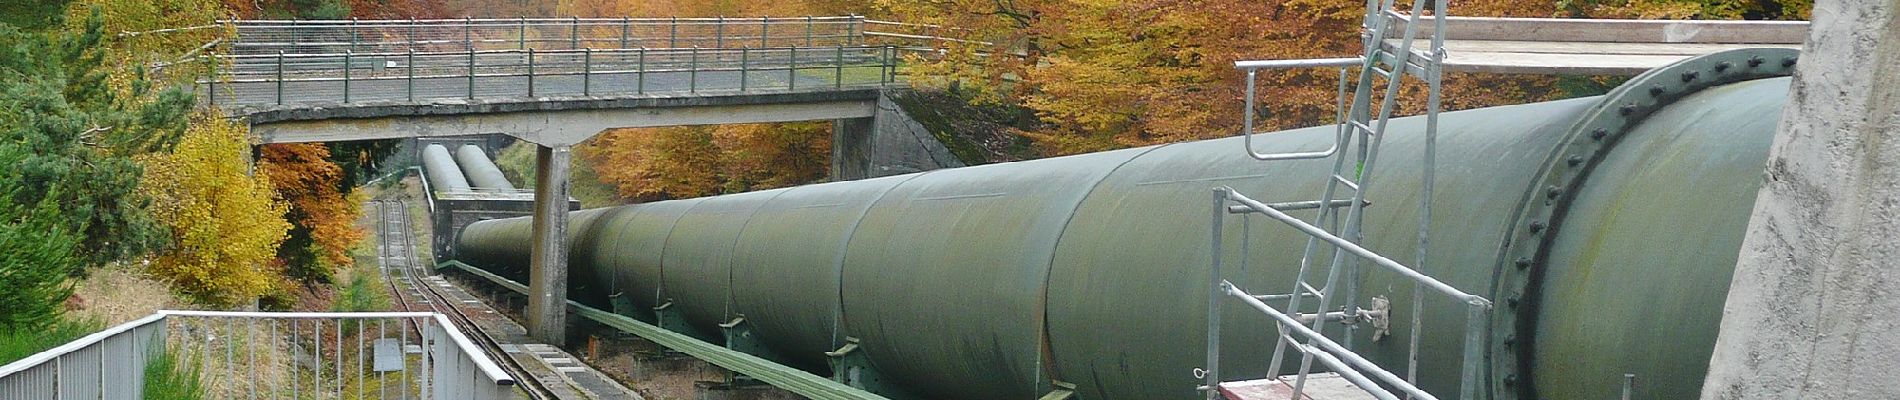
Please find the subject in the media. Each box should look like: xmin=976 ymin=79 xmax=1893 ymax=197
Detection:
xmin=578 ymin=123 xmax=832 ymax=201
xmin=882 ymin=0 xmax=1808 ymax=155
xmin=259 ymin=142 xmax=366 ymax=283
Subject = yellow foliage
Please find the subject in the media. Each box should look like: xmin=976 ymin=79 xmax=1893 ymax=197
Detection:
xmin=66 ymin=0 xmax=232 ymax=89
xmin=1562 ymin=0 xmax=1812 ymax=20
xmin=139 ymin=112 xmax=291 ymax=307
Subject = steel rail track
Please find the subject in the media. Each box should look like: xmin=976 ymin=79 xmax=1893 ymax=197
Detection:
xmin=375 ymin=199 xmax=558 ymax=399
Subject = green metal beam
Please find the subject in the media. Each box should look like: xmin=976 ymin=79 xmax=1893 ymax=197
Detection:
xmin=437 ymin=260 xmax=889 ymax=400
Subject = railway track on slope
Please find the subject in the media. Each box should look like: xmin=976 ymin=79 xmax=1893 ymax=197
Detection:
xmin=374 ymin=198 xmax=557 ymax=399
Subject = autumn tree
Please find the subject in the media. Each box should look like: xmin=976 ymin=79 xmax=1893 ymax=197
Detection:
xmin=259 ymin=143 xmax=366 ymax=283
xmin=712 ymin=123 xmax=833 ymax=191
xmin=139 ymin=113 xmax=291 ymax=306
xmin=578 ymin=123 xmax=832 ymax=201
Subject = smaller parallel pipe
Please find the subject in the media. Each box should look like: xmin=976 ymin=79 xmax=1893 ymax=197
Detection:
xmin=455 ymin=145 xmax=517 ymax=191
xmin=423 ymin=144 xmax=473 ymax=192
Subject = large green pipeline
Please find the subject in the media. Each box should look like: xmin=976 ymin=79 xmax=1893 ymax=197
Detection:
xmin=455 ymin=50 xmax=1797 ymax=400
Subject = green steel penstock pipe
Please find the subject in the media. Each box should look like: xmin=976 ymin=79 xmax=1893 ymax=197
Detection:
xmin=421 ymin=144 xmax=471 ymax=192
xmin=453 ymin=144 xmax=516 ymax=191
xmin=455 ymin=49 xmax=1798 ymax=400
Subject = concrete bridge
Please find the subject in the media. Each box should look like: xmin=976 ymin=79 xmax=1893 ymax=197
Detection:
xmin=202 ymin=16 xmax=959 ymax=347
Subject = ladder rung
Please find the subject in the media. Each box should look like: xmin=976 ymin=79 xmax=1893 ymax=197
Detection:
xmin=1300 ymin=282 xmax=1323 ymax=296
xmin=1403 ymin=61 xmax=1429 ymax=78
xmin=1348 ymin=120 xmax=1376 ymax=135
xmin=1369 ymin=66 xmax=1394 ymax=79
xmin=1226 ymin=199 xmax=1368 ymax=214
xmin=1332 ymin=175 xmax=1361 ymax=191
xmin=1381 ymin=9 xmax=1414 ymax=24
xmin=1255 ymin=292 xmax=1321 ymax=302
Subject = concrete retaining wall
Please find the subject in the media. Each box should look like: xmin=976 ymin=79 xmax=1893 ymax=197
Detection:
xmin=830 ymin=90 xmax=966 ymax=180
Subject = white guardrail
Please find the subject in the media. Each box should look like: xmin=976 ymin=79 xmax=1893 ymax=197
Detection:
xmin=0 ymin=310 xmax=516 ymax=400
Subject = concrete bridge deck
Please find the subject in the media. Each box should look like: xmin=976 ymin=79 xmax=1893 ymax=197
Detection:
xmin=202 ymin=17 xmax=901 ymax=145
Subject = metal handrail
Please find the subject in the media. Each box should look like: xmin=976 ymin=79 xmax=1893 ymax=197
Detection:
xmin=1210 ymin=189 xmax=1490 ymax=400
xmin=213 ymin=45 xmax=887 ymax=59
xmin=0 ymin=310 xmax=518 ymax=398
xmin=225 ymin=16 xmax=865 ymax=24
xmin=200 ymin=44 xmax=899 ymax=108
xmin=152 ymin=311 xmax=511 ymax=385
xmin=1236 ymin=59 xmax=1360 ymax=161
xmin=1209 ymin=1 xmax=1467 ymax=399
xmin=1222 ymin=190 xmax=1483 ymax=303
xmin=0 ymin=313 xmax=168 ymax=378
xmin=221 ymin=15 xmax=869 ymax=55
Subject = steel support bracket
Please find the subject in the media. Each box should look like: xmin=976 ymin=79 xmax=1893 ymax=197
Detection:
xmin=1485 ymin=47 xmax=1799 ymax=400
xmin=652 ymin=300 xmax=714 ymax=342
xmin=608 ymin=292 xmax=654 ymax=323
xmin=826 ymin=337 xmax=899 ymax=396
xmin=1037 ymin=380 xmax=1079 ymax=400
xmin=718 ymin=316 xmax=785 ymax=361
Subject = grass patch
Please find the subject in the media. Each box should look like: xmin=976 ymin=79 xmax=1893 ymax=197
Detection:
xmin=334 ymin=263 xmax=393 ymax=313
xmin=0 ymin=317 xmax=104 ymax=365
xmin=143 ymin=351 xmax=207 ymax=400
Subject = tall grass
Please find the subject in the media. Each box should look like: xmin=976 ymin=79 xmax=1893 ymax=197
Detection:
xmin=0 ymin=317 xmax=103 ymax=365
xmin=333 ymin=264 xmax=392 ymax=314
xmin=143 ymin=351 xmax=207 ymax=400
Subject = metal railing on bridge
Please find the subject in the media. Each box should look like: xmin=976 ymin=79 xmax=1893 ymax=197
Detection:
xmin=227 ymin=16 xmax=867 ymax=55
xmin=202 ymin=44 xmax=900 ymax=108
xmin=0 ymin=310 xmax=517 ymax=399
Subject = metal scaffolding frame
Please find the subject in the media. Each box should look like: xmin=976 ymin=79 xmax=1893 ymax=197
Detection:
xmin=1204 ymin=0 xmax=1495 ymax=399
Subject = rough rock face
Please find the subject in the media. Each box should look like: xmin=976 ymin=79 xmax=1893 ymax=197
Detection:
xmin=1701 ymin=0 xmax=1900 ymax=398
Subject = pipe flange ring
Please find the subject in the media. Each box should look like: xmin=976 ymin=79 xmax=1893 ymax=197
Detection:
xmin=1485 ymin=47 xmax=1799 ymax=400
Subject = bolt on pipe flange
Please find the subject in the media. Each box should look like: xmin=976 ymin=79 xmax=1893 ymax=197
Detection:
xmin=1484 ymin=47 xmax=1799 ymax=400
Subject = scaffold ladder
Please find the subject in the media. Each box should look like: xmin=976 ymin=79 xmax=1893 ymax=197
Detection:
xmin=1205 ymin=0 xmax=1493 ymax=399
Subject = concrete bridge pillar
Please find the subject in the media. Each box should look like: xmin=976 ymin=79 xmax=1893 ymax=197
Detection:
xmin=527 ymin=144 xmax=572 ymax=346
xmin=831 ymin=117 xmax=874 ymax=181
xmin=1701 ymin=0 xmax=1900 ymax=398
